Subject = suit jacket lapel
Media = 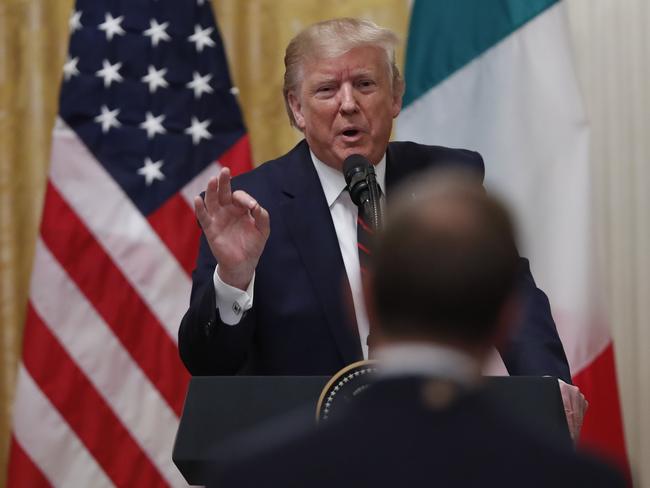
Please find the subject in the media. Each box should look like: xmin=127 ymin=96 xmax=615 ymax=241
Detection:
xmin=279 ymin=142 xmax=362 ymax=365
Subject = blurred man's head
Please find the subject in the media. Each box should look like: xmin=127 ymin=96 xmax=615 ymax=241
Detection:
xmin=283 ymin=18 xmax=404 ymax=170
xmin=368 ymin=170 xmax=520 ymax=358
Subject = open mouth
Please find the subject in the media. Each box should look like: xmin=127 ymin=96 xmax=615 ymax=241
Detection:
xmin=342 ymin=129 xmax=360 ymax=137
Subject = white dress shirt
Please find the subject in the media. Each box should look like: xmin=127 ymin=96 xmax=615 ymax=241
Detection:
xmin=212 ymin=151 xmax=386 ymax=360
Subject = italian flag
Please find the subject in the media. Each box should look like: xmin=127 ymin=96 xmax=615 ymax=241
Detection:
xmin=397 ymin=0 xmax=629 ymax=473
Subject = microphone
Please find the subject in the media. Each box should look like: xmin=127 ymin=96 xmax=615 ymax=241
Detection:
xmin=343 ymin=154 xmax=371 ymax=207
xmin=343 ymin=154 xmax=383 ymax=230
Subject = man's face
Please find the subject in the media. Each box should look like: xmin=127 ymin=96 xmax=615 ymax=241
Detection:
xmin=288 ymin=45 xmax=402 ymax=170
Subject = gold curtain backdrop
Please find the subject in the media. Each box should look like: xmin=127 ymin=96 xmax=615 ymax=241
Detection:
xmin=0 ymin=0 xmax=409 ymax=483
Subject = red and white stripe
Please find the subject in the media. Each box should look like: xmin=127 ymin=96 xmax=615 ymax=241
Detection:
xmin=11 ymin=367 xmax=113 ymax=487
xmin=8 ymin=120 xmax=252 ymax=486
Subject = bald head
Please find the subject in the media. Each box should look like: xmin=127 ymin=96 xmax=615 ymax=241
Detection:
xmin=370 ymin=170 xmax=519 ymax=348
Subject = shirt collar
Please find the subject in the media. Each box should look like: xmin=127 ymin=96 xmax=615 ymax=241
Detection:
xmin=310 ymin=150 xmax=387 ymax=208
xmin=373 ymin=342 xmax=481 ymax=387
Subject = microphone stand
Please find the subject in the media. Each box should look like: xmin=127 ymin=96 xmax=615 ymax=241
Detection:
xmin=365 ymin=165 xmax=382 ymax=231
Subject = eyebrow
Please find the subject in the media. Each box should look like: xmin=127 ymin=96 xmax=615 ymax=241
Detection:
xmin=310 ymin=69 xmax=377 ymax=84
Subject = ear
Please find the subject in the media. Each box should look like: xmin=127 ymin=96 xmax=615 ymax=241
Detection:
xmin=287 ymin=91 xmax=306 ymax=130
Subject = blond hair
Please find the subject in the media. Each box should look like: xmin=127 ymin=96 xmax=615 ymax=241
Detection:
xmin=283 ymin=18 xmax=404 ymax=128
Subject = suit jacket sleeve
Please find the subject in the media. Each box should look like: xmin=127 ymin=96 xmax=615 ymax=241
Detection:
xmin=178 ymin=229 xmax=256 ymax=375
xmin=500 ymin=257 xmax=572 ymax=383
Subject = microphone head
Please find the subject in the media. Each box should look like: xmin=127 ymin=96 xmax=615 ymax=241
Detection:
xmin=343 ymin=154 xmax=371 ymax=181
xmin=343 ymin=154 xmax=371 ymax=207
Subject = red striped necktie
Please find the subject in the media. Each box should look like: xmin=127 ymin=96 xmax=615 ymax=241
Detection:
xmin=356 ymin=187 xmax=384 ymax=355
xmin=355 ymin=185 xmax=382 ymax=276
xmin=357 ymin=207 xmax=375 ymax=277
xmin=357 ymin=204 xmax=375 ymax=355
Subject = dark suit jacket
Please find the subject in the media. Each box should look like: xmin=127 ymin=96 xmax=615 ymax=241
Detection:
xmin=178 ymin=140 xmax=571 ymax=381
xmin=215 ymin=377 xmax=624 ymax=488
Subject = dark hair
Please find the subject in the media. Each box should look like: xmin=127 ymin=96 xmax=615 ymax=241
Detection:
xmin=372 ymin=171 xmax=519 ymax=345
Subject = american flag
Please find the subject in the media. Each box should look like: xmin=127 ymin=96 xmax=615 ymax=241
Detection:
xmin=7 ymin=0 xmax=251 ymax=486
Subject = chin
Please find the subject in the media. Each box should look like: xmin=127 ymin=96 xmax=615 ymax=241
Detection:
xmin=342 ymin=147 xmax=371 ymax=160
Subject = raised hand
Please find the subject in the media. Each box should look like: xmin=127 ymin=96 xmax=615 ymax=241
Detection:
xmin=194 ymin=167 xmax=270 ymax=290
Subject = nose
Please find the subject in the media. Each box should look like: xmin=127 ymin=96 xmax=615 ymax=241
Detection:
xmin=339 ymin=83 xmax=358 ymax=114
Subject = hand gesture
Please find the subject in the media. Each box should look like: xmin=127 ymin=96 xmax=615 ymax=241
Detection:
xmin=194 ymin=167 xmax=270 ymax=290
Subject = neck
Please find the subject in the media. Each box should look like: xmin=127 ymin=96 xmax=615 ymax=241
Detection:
xmin=373 ymin=341 xmax=484 ymax=386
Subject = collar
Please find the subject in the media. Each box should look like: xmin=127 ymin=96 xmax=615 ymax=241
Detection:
xmin=373 ymin=342 xmax=482 ymax=387
xmin=310 ymin=150 xmax=387 ymax=208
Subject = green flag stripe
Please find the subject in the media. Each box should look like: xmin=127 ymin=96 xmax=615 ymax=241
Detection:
xmin=403 ymin=0 xmax=558 ymax=107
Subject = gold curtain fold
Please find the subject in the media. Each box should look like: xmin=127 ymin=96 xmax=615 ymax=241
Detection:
xmin=0 ymin=1 xmax=408 ymax=484
xmin=1 ymin=0 xmax=74 ymax=483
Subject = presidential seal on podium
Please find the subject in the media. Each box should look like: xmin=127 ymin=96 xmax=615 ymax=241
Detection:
xmin=316 ymin=360 xmax=378 ymax=423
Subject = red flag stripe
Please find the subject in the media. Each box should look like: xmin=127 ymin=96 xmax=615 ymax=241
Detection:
xmin=218 ymin=134 xmax=253 ymax=177
xmin=179 ymin=135 xmax=253 ymax=209
xmin=574 ymin=342 xmax=630 ymax=478
xmin=49 ymin=128 xmax=191 ymax=340
xmin=29 ymin=238 xmax=184 ymax=485
xmin=11 ymin=366 xmax=114 ymax=487
xmin=169 ymin=135 xmax=253 ymax=274
xmin=40 ymin=181 xmax=189 ymax=415
xmin=22 ymin=304 xmax=168 ymax=487
xmin=179 ymin=161 xmax=222 ymax=209
xmin=6 ymin=436 xmax=51 ymax=488
xmin=148 ymin=193 xmax=201 ymax=276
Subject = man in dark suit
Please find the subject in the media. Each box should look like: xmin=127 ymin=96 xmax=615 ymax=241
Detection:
xmin=178 ymin=18 xmax=570 ymax=381
xmin=215 ymin=171 xmax=625 ymax=488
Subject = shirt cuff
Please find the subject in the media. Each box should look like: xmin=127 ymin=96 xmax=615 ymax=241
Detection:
xmin=213 ymin=265 xmax=255 ymax=325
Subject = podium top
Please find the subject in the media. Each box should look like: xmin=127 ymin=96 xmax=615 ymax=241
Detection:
xmin=172 ymin=375 xmax=570 ymax=485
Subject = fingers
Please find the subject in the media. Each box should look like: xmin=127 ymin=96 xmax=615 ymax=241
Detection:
xmin=231 ymin=190 xmax=257 ymax=211
xmin=203 ymin=175 xmax=220 ymax=214
xmin=217 ymin=167 xmax=232 ymax=206
xmin=198 ymin=171 xmax=270 ymax=237
xmin=232 ymin=191 xmax=270 ymax=236
xmin=203 ymin=167 xmax=234 ymax=215
xmin=194 ymin=195 xmax=210 ymax=230
xmin=558 ymin=381 xmax=588 ymax=442
xmin=251 ymin=201 xmax=270 ymax=236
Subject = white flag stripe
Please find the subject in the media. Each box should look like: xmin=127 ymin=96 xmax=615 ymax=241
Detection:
xmin=180 ymin=159 xmax=222 ymax=208
xmin=397 ymin=3 xmax=610 ymax=371
xmin=12 ymin=366 xmax=115 ymax=488
xmin=48 ymin=119 xmax=191 ymax=342
xmin=29 ymin=238 xmax=187 ymax=487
